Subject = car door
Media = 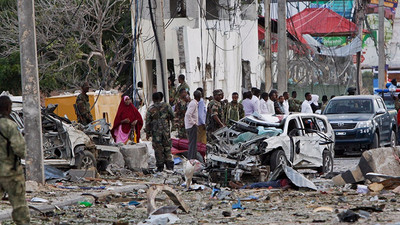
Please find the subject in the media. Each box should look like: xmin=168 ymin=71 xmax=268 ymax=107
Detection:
xmin=376 ymin=98 xmax=391 ymax=142
xmin=291 ymin=116 xmax=323 ymax=167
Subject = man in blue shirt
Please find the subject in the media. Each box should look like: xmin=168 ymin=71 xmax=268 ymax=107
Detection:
xmin=196 ymin=88 xmax=207 ymax=144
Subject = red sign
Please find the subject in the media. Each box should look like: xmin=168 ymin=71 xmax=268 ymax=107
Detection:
xmin=353 ymin=54 xmax=365 ymax=64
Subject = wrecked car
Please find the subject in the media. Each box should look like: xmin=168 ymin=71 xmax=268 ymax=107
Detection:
xmin=207 ymin=113 xmax=335 ymax=183
xmin=11 ymin=101 xmax=117 ymax=170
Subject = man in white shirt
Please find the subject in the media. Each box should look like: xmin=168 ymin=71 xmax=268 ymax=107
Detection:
xmin=301 ymin=92 xmax=313 ymax=114
xmin=266 ymin=90 xmax=278 ymax=114
xmin=259 ymin=92 xmax=270 ymax=114
xmin=251 ymin=88 xmax=260 ymax=113
xmin=185 ymin=90 xmax=201 ymax=160
xmin=242 ymin=91 xmax=256 ymax=116
xmin=283 ymin=92 xmax=290 ymax=115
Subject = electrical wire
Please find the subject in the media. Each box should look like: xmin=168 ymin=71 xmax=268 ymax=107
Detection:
xmin=148 ymin=0 xmax=167 ymax=102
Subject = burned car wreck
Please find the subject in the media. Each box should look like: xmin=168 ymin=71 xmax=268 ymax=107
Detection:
xmin=10 ymin=101 xmax=118 ymax=170
xmin=207 ymin=113 xmax=335 ymax=183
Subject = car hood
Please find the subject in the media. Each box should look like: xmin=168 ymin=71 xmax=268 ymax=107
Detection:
xmin=324 ymin=113 xmax=373 ymax=122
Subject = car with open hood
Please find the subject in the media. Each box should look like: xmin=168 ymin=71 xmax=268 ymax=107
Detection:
xmin=207 ymin=113 xmax=335 ymax=183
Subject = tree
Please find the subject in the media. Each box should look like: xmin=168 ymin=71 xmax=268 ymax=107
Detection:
xmin=0 ymin=0 xmax=133 ymax=94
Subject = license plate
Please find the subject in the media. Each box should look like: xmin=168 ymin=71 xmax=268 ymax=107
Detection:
xmin=336 ymin=132 xmax=346 ymax=135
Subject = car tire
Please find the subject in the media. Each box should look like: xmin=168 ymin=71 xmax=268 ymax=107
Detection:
xmin=270 ymin=149 xmax=288 ymax=171
xmin=318 ymin=150 xmax=333 ymax=174
xmin=390 ymin=130 xmax=397 ymax=147
xmin=75 ymin=150 xmax=97 ymax=169
xmin=369 ymin=133 xmax=379 ymax=149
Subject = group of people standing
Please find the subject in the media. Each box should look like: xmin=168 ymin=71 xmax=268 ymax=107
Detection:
xmin=75 ymin=78 xmax=333 ymax=173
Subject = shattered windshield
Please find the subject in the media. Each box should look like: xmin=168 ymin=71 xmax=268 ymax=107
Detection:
xmin=323 ymin=99 xmax=373 ymax=114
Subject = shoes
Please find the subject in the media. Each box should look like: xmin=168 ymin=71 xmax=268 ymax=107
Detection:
xmin=165 ymin=161 xmax=174 ymax=170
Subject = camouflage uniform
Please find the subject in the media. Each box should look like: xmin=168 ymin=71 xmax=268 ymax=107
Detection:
xmin=225 ymin=102 xmax=245 ymax=126
xmin=175 ymin=82 xmax=190 ymax=101
xmin=75 ymin=93 xmax=93 ymax=125
xmin=0 ymin=115 xmax=30 ymax=225
xmin=206 ymin=100 xmax=225 ymax=141
xmin=288 ymin=97 xmax=302 ymax=112
xmin=145 ymin=102 xmax=174 ymax=169
xmin=174 ymin=99 xmax=188 ymax=139
xmin=169 ymin=86 xmax=176 ymax=106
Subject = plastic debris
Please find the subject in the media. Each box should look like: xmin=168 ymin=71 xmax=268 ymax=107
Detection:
xmin=145 ymin=213 xmax=180 ymax=224
xmin=30 ymin=197 xmax=49 ymax=203
xmin=232 ymin=199 xmax=244 ymax=210
xmin=357 ymin=185 xmax=369 ymax=194
xmin=337 ymin=210 xmax=360 ymax=222
xmin=128 ymin=201 xmax=140 ymax=206
xmin=173 ymin=157 xmax=182 ymax=165
xmin=78 ymin=201 xmax=93 ymax=207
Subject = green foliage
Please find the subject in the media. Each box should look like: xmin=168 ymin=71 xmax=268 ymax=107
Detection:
xmin=0 ymin=52 xmax=21 ymax=95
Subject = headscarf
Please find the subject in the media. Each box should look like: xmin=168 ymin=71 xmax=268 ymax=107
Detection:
xmin=111 ymin=96 xmax=143 ymax=142
xmin=311 ymin=94 xmax=319 ymax=106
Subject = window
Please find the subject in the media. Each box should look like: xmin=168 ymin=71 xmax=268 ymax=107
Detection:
xmin=315 ymin=118 xmax=327 ymax=133
xmin=287 ymin=119 xmax=301 ymax=136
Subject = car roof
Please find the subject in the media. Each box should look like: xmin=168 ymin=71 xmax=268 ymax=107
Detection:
xmin=329 ymin=95 xmax=381 ymax=100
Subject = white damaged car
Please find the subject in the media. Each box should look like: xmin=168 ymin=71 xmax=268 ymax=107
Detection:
xmin=207 ymin=113 xmax=335 ymax=183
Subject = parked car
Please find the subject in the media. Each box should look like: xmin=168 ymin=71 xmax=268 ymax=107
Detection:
xmin=10 ymin=101 xmax=118 ymax=170
xmin=207 ymin=113 xmax=335 ymax=183
xmin=322 ymin=95 xmax=398 ymax=154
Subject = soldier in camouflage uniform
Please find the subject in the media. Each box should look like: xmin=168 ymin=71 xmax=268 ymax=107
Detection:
xmin=0 ymin=96 xmax=30 ymax=225
xmin=175 ymin=74 xmax=190 ymax=102
xmin=225 ymin=92 xmax=245 ymax=126
xmin=288 ymin=91 xmax=302 ymax=112
xmin=145 ymin=92 xmax=175 ymax=172
xmin=174 ymin=89 xmax=189 ymax=139
xmin=75 ymin=82 xmax=93 ymax=125
xmin=206 ymin=89 xmax=225 ymax=141
xmin=168 ymin=77 xmax=176 ymax=106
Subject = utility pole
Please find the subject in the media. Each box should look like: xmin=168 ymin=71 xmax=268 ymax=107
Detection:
xmin=264 ymin=0 xmax=272 ymax=92
xmin=378 ymin=0 xmax=386 ymax=89
xmin=17 ymin=0 xmax=44 ymax=184
xmin=277 ymin=0 xmax=287 ymax=94
xmin=153 ymin=0 xmax=169 ymax=102
xmin=355 ymin=0 xmax=365 ymax=95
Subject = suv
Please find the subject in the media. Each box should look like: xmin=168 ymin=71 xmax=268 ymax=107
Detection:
xmin=323 ymin=95 xmax=398 ymax=154
xmin=207 ymin=113 xmax=335 ymax=183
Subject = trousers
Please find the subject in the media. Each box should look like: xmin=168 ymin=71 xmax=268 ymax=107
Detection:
xmin=0 ymin=174 xmax=30 ymax=225
xmin=186 ymin=125 xmax=198 ymax=160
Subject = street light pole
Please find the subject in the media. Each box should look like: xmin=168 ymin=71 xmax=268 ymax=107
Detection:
xmin=378 ymin=0 xmax=386 ymax=89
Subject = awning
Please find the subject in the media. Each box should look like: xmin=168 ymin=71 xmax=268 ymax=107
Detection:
xmin=287 ymin=8 xmax=358 ymax=44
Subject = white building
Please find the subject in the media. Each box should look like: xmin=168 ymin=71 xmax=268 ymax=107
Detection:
xmin=134 ymin=0 xmax=260 ymax=102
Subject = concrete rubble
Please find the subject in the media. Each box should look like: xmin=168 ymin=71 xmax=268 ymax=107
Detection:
xmin=1 ymin=148 xmax=400 ymax=224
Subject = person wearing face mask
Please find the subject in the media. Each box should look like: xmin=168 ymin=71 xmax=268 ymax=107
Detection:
xmin=111 ymin=95 xmax=143 ymax=144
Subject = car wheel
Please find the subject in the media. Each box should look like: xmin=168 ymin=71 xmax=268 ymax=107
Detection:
xmin=369 ymin=133 xmax=379 ymax=149
xmin=390 ymin=130 xmax=397 ymax=147
xmin=270 ymin=149 xmax=288 ymax=171
xmin=75 ymin=150 xmax=97 ymax=169
xmin=318 ymin=150 xmax=333 ymax=174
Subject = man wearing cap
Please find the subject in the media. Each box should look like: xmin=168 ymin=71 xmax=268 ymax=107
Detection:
xmin=206 ymin=89 xmax=225 ymax=141
xmin=75 ymin=82 xmax=93 ymax=125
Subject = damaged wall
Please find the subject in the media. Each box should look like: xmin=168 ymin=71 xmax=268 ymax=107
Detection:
xmin=136 ymin=0 xmax=259 ymax=101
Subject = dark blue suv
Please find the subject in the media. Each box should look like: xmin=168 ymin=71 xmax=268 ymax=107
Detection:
xmin=322 ymin=95 xmax=397 ymax=154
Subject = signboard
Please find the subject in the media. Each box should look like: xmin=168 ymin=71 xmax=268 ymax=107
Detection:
xmin=370 ymin=0 xmax=398 ymax=9
xmin=311 ymin=0 xmax=354 ymax=19
xmin=323 ymin=37 xmax=347 ymax=47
